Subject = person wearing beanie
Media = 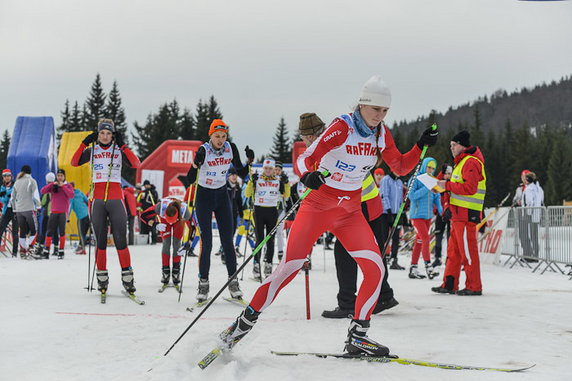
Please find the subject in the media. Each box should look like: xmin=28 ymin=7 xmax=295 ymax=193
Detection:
xmin=221 ymin=76 xmax=437 ymax=356
xmin=139 ymin=197 xmax=192 ymax=290
xmin=433 ymin=130 xmax=486 ymax=296
xmin=221 ymin=166 xmax=244 ymax=261
xmin=433 ymin=163 xmax=453 ymax=267
xmin=373 ymin=168 xmax=385 ymax=186
xmin=71 ymin=118 xmax=141 ymax=299
xmin=11 ymin=165 xmax=41 ymax=258
xmin=186 ymin=119 xmax=255 ymax=303
xmin=35 ymin=168 xmax=74 ymax=259
xmin=244 ymin=158 xmax=289 ymax=280
xmin=0 ymin=169 xmax=18 ymax=257
xmin=273 ymin=161 xmax=290 ymax=262
xmin=407 ymin=157 xmax=442 ymax=280
xmin=137 ymin=180 xmax=159 ymax=244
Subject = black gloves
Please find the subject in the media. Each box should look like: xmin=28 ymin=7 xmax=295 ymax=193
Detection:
xmin=114 ymin=131 xmax=125 ymax=148
xmin=82 ymin=131 xmax=98 ymax=146
xmin=245 ymin=145 xmax=255 ymax=162
xmin=280 ymin=173 xmax=289 ymax=184
xmin=386 ymin=208 xmax=392 ymax=215
xmin=443 ymin=208 xmax=452 ymax=223
xmin=416 ymin=126 xmax=439 ymax=149
xmin=53 ymin=183 xmax=59 ymax=193
xmin=251 ymin=173 xmax=259 ymax=183
xmin=300 ymin=171 xmax=326 ymax=190
xmin=194 ymin=147 xmax=206 ymax=167
xmin=0 ymin=191 xmax=5 ymax=197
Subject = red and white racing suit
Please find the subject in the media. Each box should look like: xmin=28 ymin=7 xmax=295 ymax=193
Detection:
xmin=249 ymin=114 xmax=421 ymax=320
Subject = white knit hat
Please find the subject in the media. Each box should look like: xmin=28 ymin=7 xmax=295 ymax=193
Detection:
xmin=358 ymin=75 xmax=392 ymax=108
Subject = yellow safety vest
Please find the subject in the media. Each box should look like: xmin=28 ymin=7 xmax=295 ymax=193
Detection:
xmin=450 ymin=155 xmax=486 ymax=211
xmin=361 ymin=174 xmax=379 ymax=202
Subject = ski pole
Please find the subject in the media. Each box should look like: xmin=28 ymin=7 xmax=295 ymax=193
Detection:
xmin=475 ymin=192 xmax=511 ymax=231
xmin=164 ymin=170 xmax=328 ymax=356
xmin=304 ymin=260 xmax=311 ymax=320
xmin=380 ymin=124 xmax=438 ymax=258
xmin=178 ymin=174 xmax=199 ymax=303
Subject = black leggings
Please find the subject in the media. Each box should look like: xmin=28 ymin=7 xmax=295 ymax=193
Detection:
xmin=333 ymin=204 xmax=393 ymax=310
xmin=90 ymin=199 xmax=128 ymax=250
xmin=195 ymin=186 xmax=237 ymax=279
xmin=17 ymin=211 xmax=37 ymax=238
xmin=46 ymin=213 xmax=66 ymax=237
xmin=0 ymin=208 xmax=18 ymax=254
xmin=253 ymin=206 xmax=278 ymax=264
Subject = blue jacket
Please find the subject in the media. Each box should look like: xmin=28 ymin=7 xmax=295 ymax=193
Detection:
xmin=409 ymin=157 xmax=442 ymax=219
xmin=0 ymin=182 xmax=14 ymax=214
xmin=380 ymin=175 xmax=403 ymax=214
xmin=69 ymin=189 xmax=89 ymax=220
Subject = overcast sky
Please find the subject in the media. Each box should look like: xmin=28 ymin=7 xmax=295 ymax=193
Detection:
xmin=1 ymin=0 xmax=571 ymax=158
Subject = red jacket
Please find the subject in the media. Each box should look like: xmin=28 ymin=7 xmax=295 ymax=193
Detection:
xmin=436 ymin=172 xmax=451 ymax=212
xmin=445 ymin=146 xmax=485 ymax=223
xmin=123 ymin=187 xmax=138 ymax=217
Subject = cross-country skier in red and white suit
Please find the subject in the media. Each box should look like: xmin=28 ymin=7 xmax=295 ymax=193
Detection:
xmin=220 ymin=75 xmax=438 ymax=356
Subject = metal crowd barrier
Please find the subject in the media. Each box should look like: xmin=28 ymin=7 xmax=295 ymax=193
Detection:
xmin=500 ymin=206 xmax=572 ymax=278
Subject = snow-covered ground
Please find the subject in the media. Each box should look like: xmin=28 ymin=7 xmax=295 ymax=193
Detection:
xmin=1 ymin=240 xmax=570 ymax=381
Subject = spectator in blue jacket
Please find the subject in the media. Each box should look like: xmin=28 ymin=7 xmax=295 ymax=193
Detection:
xmin=408 ymin=157 xmax=442 ymax=280
xmin=69 ymin=182 xmax=90 ymax=254
xmin=380 ymin=171 xmax=405 ymax=270
xmin=0 ymin=169 xmax=18 ymax=256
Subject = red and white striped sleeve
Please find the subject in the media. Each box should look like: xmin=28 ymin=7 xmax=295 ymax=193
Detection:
xmin=297 ymin=119 xmax=349 ymax=175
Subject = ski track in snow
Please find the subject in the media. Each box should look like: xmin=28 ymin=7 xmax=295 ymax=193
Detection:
xmin=0 ymin=242 xmax=570 ymax=381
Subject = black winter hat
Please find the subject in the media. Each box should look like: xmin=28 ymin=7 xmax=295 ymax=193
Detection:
xmin=21 ymin=165 xmax=31 ymax=174
xmin=274 ymin=161 xmax=283 ymax=169
xmin=228 ymin=167 xmax=238 ymax=175
xmin=57 ymin=169 xmax=66 ymax=176
xmin=143 ymin=180 xmax=151 ymax=186
xmin=451 ymin=130 xmax=471 ymax=147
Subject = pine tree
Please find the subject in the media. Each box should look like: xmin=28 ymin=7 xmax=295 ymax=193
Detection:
xmin=57 ymin=100 xmax=71 ymax=141
xmin=68 ymin=101 xmax=84 ymax=132
xmin=84 ymin=73 xmax=107 ymax=130
xmin=546 ymin=132 xmax=572 ymax=205
xmin=179 ymin=108 xmax=195 ymax=140
xmin=105 ymin=80 xmax=128 ymax=142
xmin=270 ymin=117 xmax=291 ymax=163
xmin=194 ymin=99 xmax=210 ymax=142
xmin=131 ymin=100 xmax=182 ymax=160
xmin=0 ymin=130 xmax=10 ymax=170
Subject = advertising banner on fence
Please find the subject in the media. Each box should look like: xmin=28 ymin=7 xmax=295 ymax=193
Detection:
xmin=479 ymin=207 xmax=510 ymax=264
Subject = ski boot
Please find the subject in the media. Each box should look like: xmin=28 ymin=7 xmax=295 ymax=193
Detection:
xmin=389 ymin=258 xmax=405 ymax=270
xmin=408 ymin=264 xmax=425 ymax=279
xmin=97 ymin=270 xmax=109 ymax=292
xmin=252 ymin=263 xmax=261 ymax=281
xmin=220 ymin=306 xmax=260 ymax=350
xmin=263 ymin=262 xmax=272 ymax=278
xmin=431 ymin=257 xmax=442 ymax=268
xmin=161 ymin=266 xmax=170 ymax=285
xmin=121 ymin=268 xmax=136 ymax=293
xmin=321 ymin=306 xmax=354 ymax=319
xmin=424 ymin=261 xmax=439 ymax=280
xmin=197 ymin=278 xmax=209 ymax=302
xmin=57 ymin=249 xmax=64 ymax=260
xmin=75 ymin=246 xmax=86 ymax=255
xmin=31 ymin=245 xmax=48 ymax=260
xmin=431 ymin=275 xmax=456 ymax=294
xmin=172 ymin=263 xmax=181 ymax=285
xmin=228 ymin=277 xmax=243 ymax=299
xmin=51 ymin=246 xmax=59 ymax=257
xmin=344 ymin=319 xmax=390 ymax=356
xmin=19 ymin=247 xmax=29 ymax=260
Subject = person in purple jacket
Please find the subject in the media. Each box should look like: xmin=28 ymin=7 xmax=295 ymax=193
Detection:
xmin=36 ymin=169 xmax=74 ymax=259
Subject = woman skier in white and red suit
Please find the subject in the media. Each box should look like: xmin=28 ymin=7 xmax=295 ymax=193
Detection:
xmin=219 ymin=76 xmax=438 ymax=356
xmin=71 ymin=119 xmax=141 ymax=295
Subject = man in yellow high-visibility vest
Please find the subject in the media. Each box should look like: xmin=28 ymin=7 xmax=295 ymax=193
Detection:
xmin=432 ymin=130 xmax=485 ymax=296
